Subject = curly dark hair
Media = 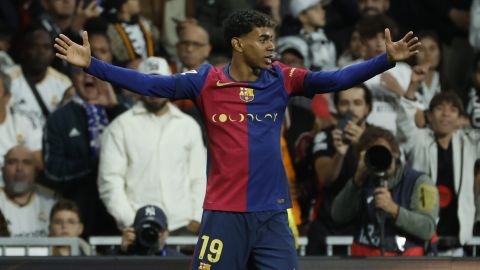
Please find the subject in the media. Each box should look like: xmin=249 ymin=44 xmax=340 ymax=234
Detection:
xmin=356 ymin=126 xmax=400 ymax=158
xmin=223 ymin=9 xmax=276 ymax=49
xmin=356 ymin=14 xmax=398 ymax=40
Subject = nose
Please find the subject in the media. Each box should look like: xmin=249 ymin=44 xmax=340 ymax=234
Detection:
xmin=267 ymin=40 xmax=275 ymax=51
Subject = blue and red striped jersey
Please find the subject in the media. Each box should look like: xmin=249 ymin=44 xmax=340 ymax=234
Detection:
xmin=86 ymin=53 xmax=394 ymax=212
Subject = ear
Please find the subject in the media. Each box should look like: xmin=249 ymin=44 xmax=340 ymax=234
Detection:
xmin=298 ymin=13 xmax=308 ymax=25
xmin=231 ymin=37 xmax=243 ymax=53
xmin=78 ymin=223 xmax=84 ymax=235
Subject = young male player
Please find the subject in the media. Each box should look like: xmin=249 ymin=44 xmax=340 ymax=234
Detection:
xmin=54 ymin=9 xmax=420 ymax=270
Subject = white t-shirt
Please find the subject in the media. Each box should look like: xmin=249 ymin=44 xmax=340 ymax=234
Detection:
xmin=6 ymin=66 xmax=71 ymax=130
xmin=0 ymin=106 xmax=42 ymax=186
xmin=0 ymin=187 xmax=56 ymax=237
xmin=365 ymin=62 xmax=412 ymax=135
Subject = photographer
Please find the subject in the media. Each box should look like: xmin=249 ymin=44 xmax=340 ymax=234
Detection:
xmin=332 ymin=126 xmax=439 ymax=256
xmin=307 ymin=84 xmax=372 ymax=255
xmin=120 ymin=205 xmax=183 ymax=256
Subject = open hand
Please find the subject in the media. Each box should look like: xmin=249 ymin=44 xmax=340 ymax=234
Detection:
xmin=54 ymin=31 xmax=91 ymax=68
xmin=385 ymin=29 xmax=421 ymax=62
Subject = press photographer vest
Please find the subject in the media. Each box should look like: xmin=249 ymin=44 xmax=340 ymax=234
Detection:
xmin=353 ymin=168 xmax=425 ymax=255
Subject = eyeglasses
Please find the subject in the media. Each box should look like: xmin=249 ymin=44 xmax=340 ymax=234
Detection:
xmin=178 ymin=40 xmax=207 ymax=49
xmin=51 ymin=219 xmax=81 ymax=227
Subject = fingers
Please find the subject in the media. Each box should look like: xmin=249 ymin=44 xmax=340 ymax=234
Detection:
xmin=82 ymin=31 xmax=90 ymax=47
xmin=384 ymin=28 xmax=392 ymax=44
xmin=59 ymin=34 xmax=74 ymax=46
xmin=402 ymin=31 xmax=414 ymax=43
xmin=406 ymin=36 xmax=419 ymax=47
xmin=55 ymin=53 xmax=68 ymax=61
xmin=55 ymin=37 xmax=69 ymax=50
xmin=54 ymin=44 xmax=67 ymax=55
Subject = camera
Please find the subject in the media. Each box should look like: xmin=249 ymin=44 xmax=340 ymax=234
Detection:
xmin=365 ymin=144 xmax=392 ymax=179
xmin=131 ymin=205 xmax=168 ymax=255
xmin=337 ymin=111 xmax=353 ymax=144
xmin=135 ymin=221 xmax=161 ymax=252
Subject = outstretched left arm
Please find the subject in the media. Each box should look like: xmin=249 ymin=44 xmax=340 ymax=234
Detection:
xmin=299 ymin=29 xmax=421 ymax=95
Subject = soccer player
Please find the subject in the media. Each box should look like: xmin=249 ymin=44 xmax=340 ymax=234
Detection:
xmin=54 ymin=9 xmax=420 ymax=270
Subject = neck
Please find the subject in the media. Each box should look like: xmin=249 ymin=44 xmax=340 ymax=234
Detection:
xmin=9 ymin=192 xmax=33 ymax=207
xmin=424 ymin=70 xmax=434 ymax=87
xmin=302 ymin=25 xmax=317 ymax=33
xmin=436 ymin=132 xmax=453 ymax=149
xmin=229 ymin=56 xmax=260 ymax=82
xmin=22 ymin=65 xmax=47 ymax=84
xmin=154 ymin=103 xmax=169 ymax=116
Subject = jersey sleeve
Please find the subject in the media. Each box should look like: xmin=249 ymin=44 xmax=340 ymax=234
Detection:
xmin=276 ymin=62 xmax=310 ymax=95
xmin=85 ymin=57 xmax=211 ymax=99
xmin=303 ymin=53 xmax=395 ymax=96
xmin=312 ymin=129 xmax=335 ymax=159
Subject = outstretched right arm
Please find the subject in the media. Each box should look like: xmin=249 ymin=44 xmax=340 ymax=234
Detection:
xmin=54 ymin=31 xmax=200 ymax=99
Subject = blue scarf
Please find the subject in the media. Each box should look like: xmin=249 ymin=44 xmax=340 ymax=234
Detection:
xmin=73 ymin=96 xmax=109 ymax=156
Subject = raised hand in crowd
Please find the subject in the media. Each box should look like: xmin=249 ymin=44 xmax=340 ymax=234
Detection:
xmin=90 ymin=79 xmax=118 ymax=107
xmin=404 ymin=65 xmax=429 ymax=100
xmin=71 ymin=0 xmax=102 ymax=33
xmin=332 ymin=122 xmax=365 ymax=156
xmin=54 ymin=31 xmax=91 ymax=68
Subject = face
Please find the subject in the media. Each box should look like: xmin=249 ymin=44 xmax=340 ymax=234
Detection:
xmin=2 ymin=146 xmax=36 ymax=197
xmin=336 ymin=87 xmax=370 ymax=124
xmin=176 ymin=25 xmax=211 ymax=70
xmin=362 ymin=33 xmax=386 ymax=59
xmin=280 ymin=51 xmax=304 ymax=68
xmin=72 ymin=72 xmax=100 ymax=101
xmin=350 ymin=31 xmax=365 ymax=59
xmin=0 ymin=39 xmax=10 ymax=51
xmin=428 ymin=102 xmax=460 ymax=137
xmin=142 ymin=96 xmax=168 ymax=113
xmin=49 ymin=210 xmax=83 ymax=237
xmin=24 ymin=30 xmax=54 ymax=72
xmin=358 ymin=0 xmax=390 ymax=16
xmin=90 ymin=34 xmax=113 ymax=64
xmin=122 ymin=0 xmax=141 ymax=16
xmin=236 ymin=27 xmax=275 ymax=69
xmin=416 ymin=36 xmax=440 ymax=70
xmin=45 ymin=0 xmax=76 ymax=18
xmin=299 ymin=3 xmax=326 ymax=28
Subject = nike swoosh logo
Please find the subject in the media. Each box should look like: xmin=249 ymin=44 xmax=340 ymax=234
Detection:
xmin=216 ymin=80 xmax=235 ymax=87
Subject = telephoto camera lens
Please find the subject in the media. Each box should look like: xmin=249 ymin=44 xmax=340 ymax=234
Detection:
xmin=364 ymin=145 xmax=392 ymax=175
xmin=136 ymin=221 xmax=161 ymax=250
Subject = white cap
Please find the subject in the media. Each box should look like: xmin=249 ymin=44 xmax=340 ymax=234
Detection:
xmin=138 ymin=57 xmax=171 ymax=75
xmin=276 ymin=36 xmax=310 ymax=67
xmin=289 ymin=0 xmax=331 ymax=18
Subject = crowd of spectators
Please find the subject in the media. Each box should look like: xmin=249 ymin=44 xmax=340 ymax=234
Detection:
xmin=0 ymin=0 xmax=479 ymax=257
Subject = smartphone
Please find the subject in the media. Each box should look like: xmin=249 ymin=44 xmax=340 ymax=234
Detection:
xmin=337 ymin=111 xmax=353 ymax=144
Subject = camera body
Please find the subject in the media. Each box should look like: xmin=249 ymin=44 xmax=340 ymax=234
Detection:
xmin=134 ymin=220 xmax=161 ymax=254
xmin=130 ymin=205 xmax=168 ymax=255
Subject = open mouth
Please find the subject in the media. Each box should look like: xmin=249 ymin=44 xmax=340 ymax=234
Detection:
xmin=265 ymin=55 xmax=273 ymax=65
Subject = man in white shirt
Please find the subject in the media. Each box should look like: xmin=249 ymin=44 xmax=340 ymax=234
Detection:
xmin=98 ymin=57 xmax=207 ymax=235
xmin=0 ymin=145 xmax=56 ymax=237
xmin=0 ymin=70 xmax=42 ymax=186
xmin=6 ymin=25 xmax=71 ymax=130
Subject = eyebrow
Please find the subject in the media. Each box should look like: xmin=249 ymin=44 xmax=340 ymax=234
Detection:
xmin=258 ymin=34 xmax=273 ymax=39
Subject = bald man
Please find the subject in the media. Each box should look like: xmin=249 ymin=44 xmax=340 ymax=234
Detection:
xmin=0 ymin=145 xmax=56 ymax=237
xmin=176 ymin=23 xmax=212 ymax=72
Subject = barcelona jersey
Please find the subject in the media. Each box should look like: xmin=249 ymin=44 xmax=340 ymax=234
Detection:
xmin=86 ymin=53 xmax=394 ymax=213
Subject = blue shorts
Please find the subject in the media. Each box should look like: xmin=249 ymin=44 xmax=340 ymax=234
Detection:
xmin=190 ymin=209 xmax=297 ymax=270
